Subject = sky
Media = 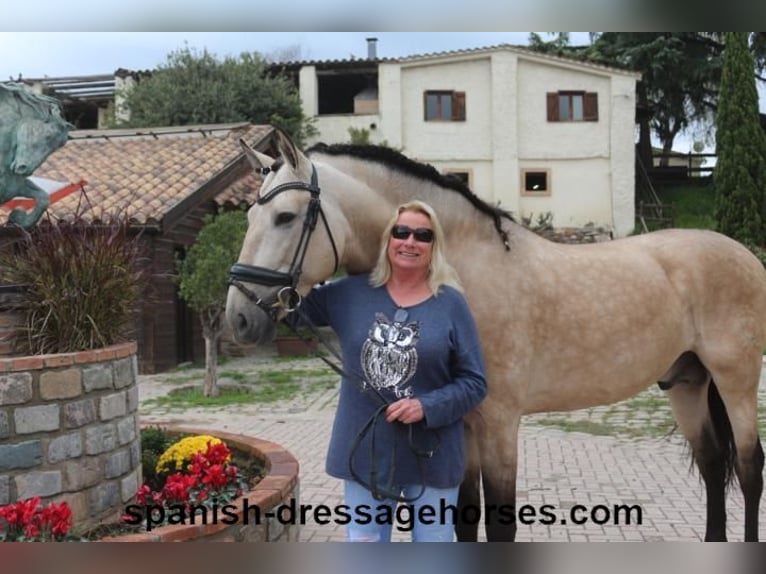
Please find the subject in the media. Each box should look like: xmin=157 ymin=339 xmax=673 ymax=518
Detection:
xmin=2 ymin=31 xmax=764 ymax=153
xmin=0 ymin=32 xmax=589 ymax=80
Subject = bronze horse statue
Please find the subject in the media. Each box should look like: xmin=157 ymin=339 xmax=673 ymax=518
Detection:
xmin=0 ymin=83 xmax=70 ymax=228
xmin=226 ymin=129 xmax=766 ymax=541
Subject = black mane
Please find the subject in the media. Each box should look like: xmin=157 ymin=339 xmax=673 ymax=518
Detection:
xmin=307 ymin=142 xmax=514 ymax=249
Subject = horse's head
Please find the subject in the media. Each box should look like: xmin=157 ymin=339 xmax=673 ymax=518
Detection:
xmin=225 ymin=129 xmax=345 ymax=345
xmin=11 ymin=115 xmax=70 ymax=176
xmin=0 ymin=85 xmax=71 ymax=177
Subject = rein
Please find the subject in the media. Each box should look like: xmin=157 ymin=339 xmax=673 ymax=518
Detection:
xmin=228 ymin=162 xmax=437 ymax=503
xmin=283 ymin=305 xmax=438 ymax=504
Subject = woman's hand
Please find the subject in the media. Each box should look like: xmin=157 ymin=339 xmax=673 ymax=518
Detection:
xmin=385 ymin=398 xmax=424 ymax=424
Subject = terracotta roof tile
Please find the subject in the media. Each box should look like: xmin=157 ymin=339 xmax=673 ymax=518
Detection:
xmin=15 ymin=123 xmax=272 ymax=226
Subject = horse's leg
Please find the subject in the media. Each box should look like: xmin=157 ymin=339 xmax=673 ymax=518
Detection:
xmin=8 ymin=179 xmax=49 ymax=228
xmin=455 ymin=420 xmax=481 ymax=541
xmin=476 ymin=410 xmax=521 ymax=541
xmin=666 ymin=375 xmax=729 ymax=541
xmin=702 ymin=355 xmax=764 ymax=542
xmin=666 ymin=351 xmax=763 ymax=541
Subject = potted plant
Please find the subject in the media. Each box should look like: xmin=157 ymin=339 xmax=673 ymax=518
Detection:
xmin=0 ymin=208 xmax=149 ymax=530
xmin=274 ymin=321 xmax=319 ymax=357
xmin=0 ymin=211 xmax=147 ymax=354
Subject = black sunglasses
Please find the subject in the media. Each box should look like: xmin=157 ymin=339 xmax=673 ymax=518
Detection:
xmin=390 ymin=224 xmax=434 ymax=243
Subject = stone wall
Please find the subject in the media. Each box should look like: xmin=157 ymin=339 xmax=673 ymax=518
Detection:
xmin=522 ymin=214 xmax=614 ymax=244
xmin=0 ymin=342 xmax=140 ymax=530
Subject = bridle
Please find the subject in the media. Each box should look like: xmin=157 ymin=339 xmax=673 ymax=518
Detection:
xmin=227 ymin=163 xmax=339 ymax=321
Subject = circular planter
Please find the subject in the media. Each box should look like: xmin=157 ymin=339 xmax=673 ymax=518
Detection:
xmin=274 ymin=336 xmax=318 ymax=357
xmin=99 ymin=426 xmax=300 ymax=542
xmin=0 ymin=342 xmax=140 ymax=529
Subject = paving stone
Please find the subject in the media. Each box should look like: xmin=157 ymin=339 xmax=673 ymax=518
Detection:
xmin=63 ymin=398 xmax=97 ymax=428
xmin=0 ymin=475 xmax=9 ymax=505
xmin=135 ymin=352 xmax=766 ymax=542
xmin=82 ymin=364 xmax=113 ymax=392
xmin=14 ymin=404 xmax=60 ymax=434
xmin=47 ymin=432 xmax=83 ymax=463
xmin=0 ymin=440 xmax=42 ymax=471
xmin=15 ymin=470 xmax=62 ymax=498
xmin=0 ymin=373 xmax=33 ymax=405
xmin=0 ymin=409 xmax=9 ymax=438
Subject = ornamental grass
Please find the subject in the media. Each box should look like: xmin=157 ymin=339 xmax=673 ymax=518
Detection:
xmin=0 ymin=202 xmax=149 ymax=354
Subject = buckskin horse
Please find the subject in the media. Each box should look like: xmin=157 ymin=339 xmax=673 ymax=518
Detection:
xmin=0 ymin=83 xmax=70 ymax=228
xmin=225 ymin=129 xmax=766 ymax=542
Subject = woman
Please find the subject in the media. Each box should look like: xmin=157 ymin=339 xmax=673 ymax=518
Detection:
xmin=294 ymin=200 xmax=487 ymax=542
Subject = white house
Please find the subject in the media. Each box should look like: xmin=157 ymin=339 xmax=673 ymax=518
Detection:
xmin=279 ymin=41 xmax=641 ymax=238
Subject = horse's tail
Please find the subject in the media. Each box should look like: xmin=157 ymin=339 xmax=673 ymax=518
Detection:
xmin=707 ymin=381 xmax=738 ymax=489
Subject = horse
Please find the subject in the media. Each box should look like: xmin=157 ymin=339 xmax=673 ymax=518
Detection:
xmin=0 ymin=83 xmax=71 ymax=228
xmin=225 ymin=128 xmax=766 ymax=542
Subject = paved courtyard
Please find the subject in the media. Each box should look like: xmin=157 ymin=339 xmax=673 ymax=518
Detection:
xmin=137 ymin=346 xmax=766 ymax=542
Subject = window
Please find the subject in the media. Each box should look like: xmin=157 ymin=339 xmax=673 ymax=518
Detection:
xmin=546 ymin=91 xmax=598 ymax=122
xmin=424 ymin=91 xmax=466 ymax=121
xmin=443 ymin=170 xmax=471 ymax=188
xmin=521 ymin=169 xmax=551 ymax=196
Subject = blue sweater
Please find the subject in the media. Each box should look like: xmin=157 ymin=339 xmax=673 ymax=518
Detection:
xmin=294 ymin=274 xmax=487 ymax=490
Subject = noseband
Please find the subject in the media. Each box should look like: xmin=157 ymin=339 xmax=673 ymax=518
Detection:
xmin=228 ymin=163 xmax=339 ymax=320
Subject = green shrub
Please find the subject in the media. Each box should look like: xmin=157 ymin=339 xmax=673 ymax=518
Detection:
xmin=139 ymin=426 xmax=177 ymax=491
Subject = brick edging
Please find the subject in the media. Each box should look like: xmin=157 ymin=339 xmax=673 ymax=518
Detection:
xmin=100 ymin=425 xmax=299 ymax=542
xmin=0 ymin=341 xmax=138 ymax=373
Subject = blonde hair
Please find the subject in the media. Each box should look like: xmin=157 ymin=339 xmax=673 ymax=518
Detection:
xmin=369 ymin=200 xmax=463 ymax=294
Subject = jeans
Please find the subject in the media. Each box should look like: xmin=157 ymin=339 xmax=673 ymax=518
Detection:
xmin=343 ymin=479 xmax=459 ymax=542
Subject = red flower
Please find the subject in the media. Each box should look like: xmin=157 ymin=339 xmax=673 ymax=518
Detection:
xmin=163 ymin=473 xmax=194 ymax=503
xmin=24 ymin=522 xmax=40 ymax=539
xmin=42 ymin=502 xmax=72 ymax=538
xmin=204 ymin=442 xmax=231 ymax=465
xmin=0 ymin=498 xmax=74 ymax=541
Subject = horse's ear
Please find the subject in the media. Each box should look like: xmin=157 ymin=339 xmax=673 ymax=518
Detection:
xmin=239 ymin=138 xmax=275 ymax=172
xmin=273 ymin=127 xmax=304 ymax=170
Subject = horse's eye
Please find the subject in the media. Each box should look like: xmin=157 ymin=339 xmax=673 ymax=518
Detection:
xmin=275 ymin=212 xmax=296 ymax=226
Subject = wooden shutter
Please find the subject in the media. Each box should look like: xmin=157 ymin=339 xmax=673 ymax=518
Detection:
xmin=546 ymin=92 xmax=559 ymax=121
xmin=452 ymin=91 xmax=466 ymax=121
xmin=584 ymin=92 xmax=599 ymax=121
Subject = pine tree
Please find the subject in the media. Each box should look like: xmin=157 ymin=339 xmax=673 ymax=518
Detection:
xmin=714 ymin=32 xmax=766 ymax=246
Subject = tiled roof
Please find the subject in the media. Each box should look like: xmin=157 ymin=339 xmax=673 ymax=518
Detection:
xmin=274 ymin=44 xmax=639 ymax=78
xmin=20 ymin=123 xmax=271 ymax=226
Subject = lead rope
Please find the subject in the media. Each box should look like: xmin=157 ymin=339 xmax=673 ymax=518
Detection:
xmin=281 ymin=305 xmax=440 ymax=503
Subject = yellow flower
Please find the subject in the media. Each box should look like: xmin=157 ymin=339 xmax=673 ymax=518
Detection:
xmin=155 ymin=435 xmax=228 ymax=474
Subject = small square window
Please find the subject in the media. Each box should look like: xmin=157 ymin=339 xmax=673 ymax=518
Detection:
xmin=444 ymin=170 xmax=471 ymax=188
xmin=521 ymin=169 xmax=551 ymax=196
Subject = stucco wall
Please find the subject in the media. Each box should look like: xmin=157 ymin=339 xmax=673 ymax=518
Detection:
xmin=399 ymin=57 xmax=493 ymax=161
xmin=299 ymin=49 xmax=638 ymax=236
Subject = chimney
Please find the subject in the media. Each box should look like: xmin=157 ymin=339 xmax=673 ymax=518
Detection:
xmin=366 ymin=37 xmax=378 ymax=60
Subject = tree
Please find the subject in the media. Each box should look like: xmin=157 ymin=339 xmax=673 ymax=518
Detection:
xmin=557 ymin=33 xmax=766 ymax=165
xmin=118 ymin=45 xmax=314 ymax=145
xmin=177 ymin=208 xmax=248 ymax=397
xmin=714 ymin=32 xmax=766 ymax=247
